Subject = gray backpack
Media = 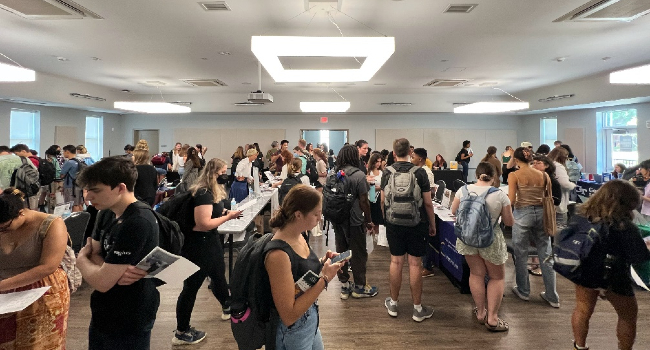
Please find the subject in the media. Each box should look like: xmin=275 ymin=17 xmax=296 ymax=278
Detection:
xmin=453 ymin=185 xmax=499 ymax=248
xmin=383 ymin=165 xmax=422 ymax=227
xmin=565 ymin=159 xmax=581 ymax=182
xmin=11 ymin=157 xmax=40 ymax=197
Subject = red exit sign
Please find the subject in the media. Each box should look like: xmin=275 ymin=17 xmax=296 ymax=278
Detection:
xmin=320 ymin=117 xmax=328 ymax=123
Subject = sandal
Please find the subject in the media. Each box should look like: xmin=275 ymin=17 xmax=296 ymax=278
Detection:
xmin=472 ymin=307 xmax=486 ymax=325
xmin=528 ymin=267 xmax=542 ymax=276
xmin=485 ymin=318 xmax=509 ymax=332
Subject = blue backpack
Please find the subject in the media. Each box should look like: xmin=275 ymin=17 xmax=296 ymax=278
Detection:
xmin=552 ymin=215 xmax=607 ymax=283
xmin=454 ymin=185 xmax=499 ymax=248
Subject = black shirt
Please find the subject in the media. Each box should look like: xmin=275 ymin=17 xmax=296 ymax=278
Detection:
xmin=90 ymin=201 xmax=160 ymax=333
xmin=134 ymin=164 xmax=158 ymax=206
xmin=380 ymin=161 xmax=431 ymax=224
xmin=192 ymin=188 xmax=225 ymax=232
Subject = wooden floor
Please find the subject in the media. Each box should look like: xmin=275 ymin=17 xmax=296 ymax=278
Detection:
xmin=66 ymin=232 xmax=650 ymax=350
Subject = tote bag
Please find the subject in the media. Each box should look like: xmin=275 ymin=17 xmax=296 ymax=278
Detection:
xmin=542 ymin=174 xmax=557 ymax=237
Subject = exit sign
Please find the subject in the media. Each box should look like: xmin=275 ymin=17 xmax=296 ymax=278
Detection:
xmin=320 ymin=117 xmax=328 ymax=123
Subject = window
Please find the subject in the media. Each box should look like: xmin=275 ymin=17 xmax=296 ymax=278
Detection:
xmin=85 ymin=116 xmax=104 ymax=159
xmin=10 ymin=109 xmax=40 ymax=152
xmin=540 ymin=117 xmax=557 ymax=148
xmin=597 ymin=109 xmax=637 ymax=173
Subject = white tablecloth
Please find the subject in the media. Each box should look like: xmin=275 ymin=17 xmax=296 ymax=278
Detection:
xmin=218 ymin=188 xmax=278 ymax=241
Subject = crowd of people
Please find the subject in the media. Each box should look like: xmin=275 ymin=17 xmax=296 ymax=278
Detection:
xmin=1 ymin=135 xmax=650 ymax=350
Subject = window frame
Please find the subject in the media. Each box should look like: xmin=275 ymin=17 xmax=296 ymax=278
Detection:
xmin=84 ymin=115 xmax=104 ymax=160
xmin=9 ymin=108 xmax=40 ymax=153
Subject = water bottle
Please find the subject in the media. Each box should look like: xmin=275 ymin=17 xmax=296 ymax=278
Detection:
xmin=61 ymin=208 xmax=71 ymax=220
xmin=231 ymin=198 xmax=237 ymax=210
xmin=249 ymin=187 xmax=254 ymax=199
xmin=368 ymin=182 xmax=376 ymax=203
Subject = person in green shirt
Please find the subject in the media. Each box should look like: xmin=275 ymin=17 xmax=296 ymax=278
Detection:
xmin=0 ymin=146 xmax=22 ymax=190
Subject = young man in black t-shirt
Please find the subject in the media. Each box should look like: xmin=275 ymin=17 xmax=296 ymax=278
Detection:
xmin=76 ymin=156 xmax=160 ymax=350
xmin=381 ymin=138 xmax=437 ymax=323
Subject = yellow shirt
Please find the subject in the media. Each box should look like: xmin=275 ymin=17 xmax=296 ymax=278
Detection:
xmin=425 ymin=158 xmax=433 ymax=169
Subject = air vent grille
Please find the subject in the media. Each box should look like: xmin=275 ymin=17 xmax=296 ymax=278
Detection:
xmin=554 ymin=0 xmax=650 ymax=22
xmin=199 ymin=1 xmax=231 ymax=11
xmin=0 ymin=0 xmax=103 ymax=19
xmin=235 ymin=102 xmax=264 ymax=106
xmin=423 ymin=79 xmax=469 ymax=87
xmin=538 ymin=94 xmax=575 ymax=103
xmin=70 ymin=93 xmax=106 ymax=101
xmin=380 ymin=102 xmax=412 ymax=106
xmin=444 ymin=4 xmax=477 ymax=13
xmin=181 ymin=79 xmax=228 ymax=87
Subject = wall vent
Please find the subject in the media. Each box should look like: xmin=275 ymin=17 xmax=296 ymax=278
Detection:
xmin=444 ymin=4 xmax=478 ymax=13
xmin=0 ymin=0 xmax=103 ymax=19
xmin=380 ymin=102 xmax=412 ymax=106
xmin=70 ymin=93 xmax=106 ymax=101
xmin=554 ymin=0 xmax=650 ymax=22
xmin=423 ymin=79 xmax=469 ymax=87
xmin=538 ymin=94 xmax=575 ymax=102
xmin=199 ymin=1 xmax=231 ymax=11
xmin=235 ymin=102 xmax=264 ymax=106
xmin=181 ymin=79 xmax=228 ymax=87
xmin=170 ymin=101 xmax=192 ymax=105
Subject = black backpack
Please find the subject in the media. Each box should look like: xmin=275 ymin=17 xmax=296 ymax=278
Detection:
xmin=278 ymin=174 xmax=304 ymax=205
xmin=156 ymin=190 xmax=194 ymax=235
xmin=305 ymin=158 xmax=319 ymax=184
xmin=322 ymin=168 xmax=359 ymax=224
xmin=230 ymin=233 xmax=293 ymax=350
xmin=11 ymin=157 xmax=40 ymax=197
xmin=97 ymin=202 xmax=184 ymax=255
xmin=38 ymin=158 xmax=56 ymax=186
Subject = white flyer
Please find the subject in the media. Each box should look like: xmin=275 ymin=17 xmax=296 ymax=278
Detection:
xmin=236 ymin=199 xmax=258 ymax=212
xmin=0 ymin=286 xmax=51 ymax=315
xmin=136 ymin=247 xmax=200 ymax=286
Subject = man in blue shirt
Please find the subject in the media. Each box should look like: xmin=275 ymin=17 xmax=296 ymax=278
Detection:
xmin=60 ymin=144 xmax=84 ymax=212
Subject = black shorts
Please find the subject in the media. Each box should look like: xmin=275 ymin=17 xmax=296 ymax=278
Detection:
xmin=385 ymin=221 xmax=428 ymax=257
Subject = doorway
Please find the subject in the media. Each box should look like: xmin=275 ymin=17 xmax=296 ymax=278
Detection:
xmin=301 ymin=129 xmax=348 ymax=156
xmin=133 ymin=129 xmax=160 ymax=154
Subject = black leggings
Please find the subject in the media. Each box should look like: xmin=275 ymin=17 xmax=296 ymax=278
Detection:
xmin=176 ymin=231 xmax=230 ymax=332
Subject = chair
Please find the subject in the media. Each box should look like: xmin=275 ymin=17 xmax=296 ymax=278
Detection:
xmin=64 ymin=211 xmax=91 ymax=253
xmin=435 ymin=180 xmax=446 ymax=202
xmin=453 ymin=179 xmax=466 ymax=192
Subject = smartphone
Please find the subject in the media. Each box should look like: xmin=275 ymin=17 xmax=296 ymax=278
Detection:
xmin=330 ymin=250 xmax=352 ymax=264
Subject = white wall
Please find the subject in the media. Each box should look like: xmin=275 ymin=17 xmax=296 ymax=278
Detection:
xmin=121 ymin=112 xmax=522 ymax=157
xmin=518 ymin=101 xmax=650 ymax=173
xmin=0 ymin=101 xmax=124 ymax=157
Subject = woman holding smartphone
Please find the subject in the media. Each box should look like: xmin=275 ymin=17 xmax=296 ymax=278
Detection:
xmin=265 ymin=185 xmax=342 ymax=350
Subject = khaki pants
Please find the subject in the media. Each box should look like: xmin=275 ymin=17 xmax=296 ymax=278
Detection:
xmin=48 ymin=181 xmax=64 ymax=212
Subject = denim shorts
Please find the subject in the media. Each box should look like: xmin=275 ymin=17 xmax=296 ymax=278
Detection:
xmin=276 ymin=304 xmax=323 ymax=350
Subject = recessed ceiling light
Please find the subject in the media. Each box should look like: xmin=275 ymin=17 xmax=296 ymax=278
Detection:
xmin=219 ymin=51 xmax=231 ymax=55
xmin=251 ymin=36 xmax=395 ymax=83
xmin=90 ymin=57 xmax=101 ymax=61
xmin=454 ymin=102 xmax=529 ymax=113
xmin=300 ymin=102 xmax=350 ymax=113
xmin=555 ymin=57 xmax=568 ymax=62
xmin=121 ymin=89 xmax=131 ymax=93
xmin=610 ymin=64 xmax=650 ymax=84
xmin=602 ymin=57 xmax=612 ymax=61
xmin=56 ymin=56 xmax=69 ymax=62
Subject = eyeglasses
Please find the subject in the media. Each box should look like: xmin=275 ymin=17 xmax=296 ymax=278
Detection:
xmin=0 ymin=218 xmax=14 ymax=233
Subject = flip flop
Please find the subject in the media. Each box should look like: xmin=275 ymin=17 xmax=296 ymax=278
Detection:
xmin=473 ymin=307 xmax=486 ymax=325
xmin=528 ymin=267 xmax=542 ymax=276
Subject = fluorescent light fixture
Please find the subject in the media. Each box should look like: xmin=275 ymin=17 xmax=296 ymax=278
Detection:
xmin=251 ymin=36 xmax=395 ymax=83
xmin=0 ymin=62 xmax=35 ymax=82
xmin=454 ymin=102 xmax=529 ymax=113
xmin=300 ymin=102 xmax=350 ymax=113
xmin=114 ymin=102 xmax=191 ymax=113
xmin=610 ymin=64 xmax=650 ymax=84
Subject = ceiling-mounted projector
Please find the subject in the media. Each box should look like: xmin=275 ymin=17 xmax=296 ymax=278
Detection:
xmin=248 ymin=90 xmax=273 ymax=103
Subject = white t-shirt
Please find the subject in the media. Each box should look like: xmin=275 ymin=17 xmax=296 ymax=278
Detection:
xmin=456 ymin=184 xmax=510 ymax=226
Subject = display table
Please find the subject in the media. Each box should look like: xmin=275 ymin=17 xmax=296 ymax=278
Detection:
xmin=432 ymin=170 xmax=463 ymax=188
xmin=575 ymin=181 xmax=603 ymax=203
xmin=428 ymin=204 xmax=471 ymax=294
xmin=218 ymin=187 xmax=279 ymax=278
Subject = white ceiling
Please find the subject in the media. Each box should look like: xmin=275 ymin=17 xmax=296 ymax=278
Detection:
xmin=1 ymin=0 xmax=650 ymax=111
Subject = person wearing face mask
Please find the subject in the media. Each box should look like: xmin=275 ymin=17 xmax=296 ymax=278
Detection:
xmin=173 ymin=158 xmax=243 ymax=345
xmin=455 ymin=140 xmax=473 ymax=183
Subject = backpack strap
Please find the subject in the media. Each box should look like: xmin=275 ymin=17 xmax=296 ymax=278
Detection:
xmin=263 ymin=239 xmax=300 ymax=279
xmin=37 ymin=215 xmax=59 ymax=240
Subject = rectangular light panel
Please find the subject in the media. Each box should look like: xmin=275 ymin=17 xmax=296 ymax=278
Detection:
xmin=610 ymin=64 xmax=650 ymax=84
xmin=300 ymin=102 xmax=350 ymax=113
xmin=114 ymin=102 xmax=191 ymax=114
xmin=0 ymin=62 xmax=35 ymax=82
xmin=454 ymin=102 xmax=529 ymax=113
xmin=252 ymin=36 xmax=395 ymax=83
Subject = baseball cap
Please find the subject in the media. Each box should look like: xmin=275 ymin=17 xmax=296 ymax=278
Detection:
xmin=520 ymin=142 xmax=533 ymax=148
